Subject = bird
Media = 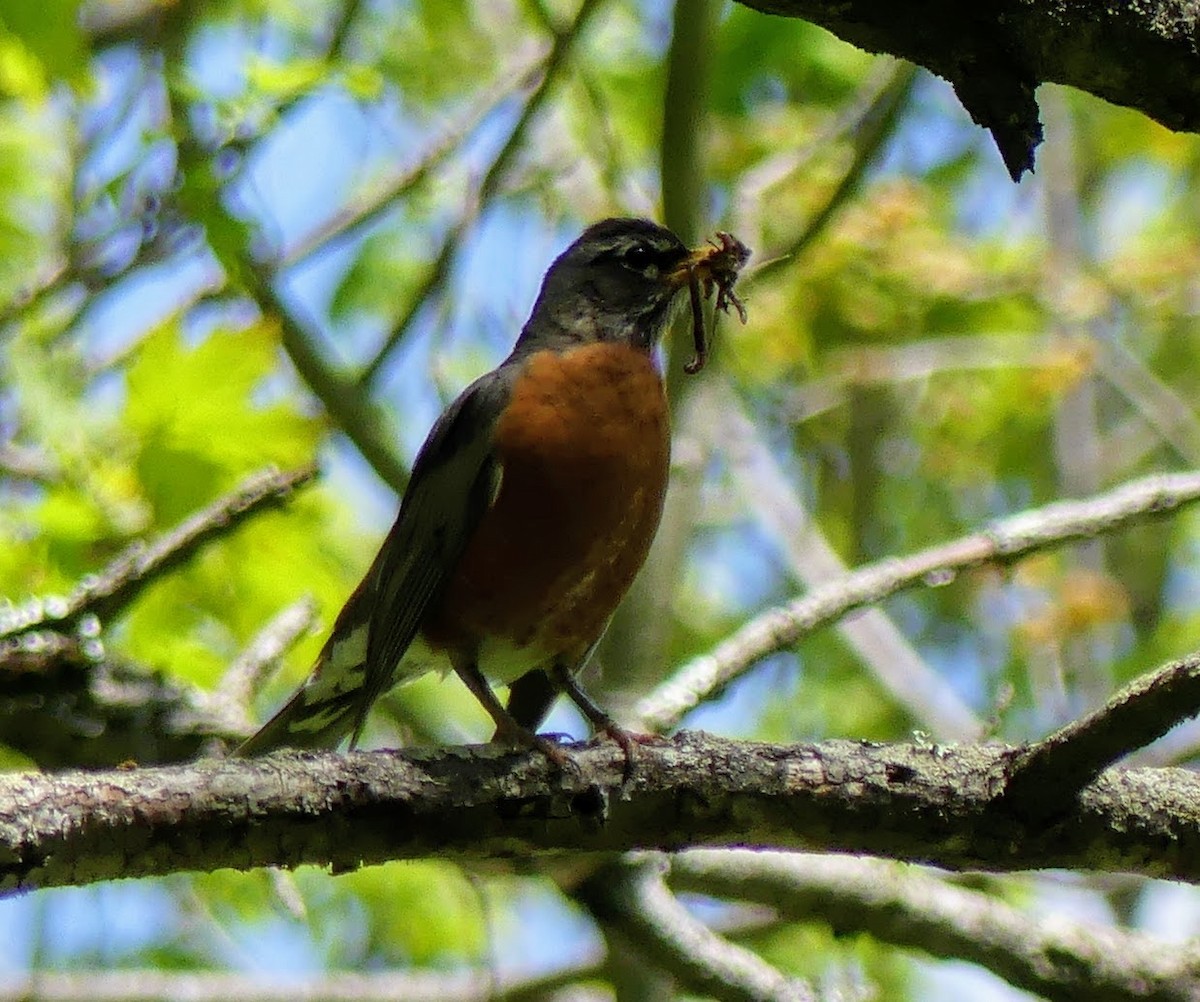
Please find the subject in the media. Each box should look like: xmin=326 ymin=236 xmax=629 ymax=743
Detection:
xmin=239 ymin=217 xmax=741 ymax=761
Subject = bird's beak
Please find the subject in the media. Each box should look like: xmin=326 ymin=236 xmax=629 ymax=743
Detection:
xmin=666 ymin=246 xmax=716 ymax=289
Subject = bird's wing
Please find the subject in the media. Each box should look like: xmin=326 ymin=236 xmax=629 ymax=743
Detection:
xmin=352 ymin=371 xmax=512 ymax=742
xmin=238 ymin=367 xmax=512 ymax=755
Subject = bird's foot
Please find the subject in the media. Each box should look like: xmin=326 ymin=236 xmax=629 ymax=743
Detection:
xmin=596 ymin=723 xmax=667 ymax=784
xmin=492 ymin=719 xmax=578 ymax=773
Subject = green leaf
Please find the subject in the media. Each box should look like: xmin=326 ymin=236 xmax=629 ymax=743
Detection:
xmin=330 ymin=231 xmax=428 ymax=323
xmin=125 ymin=318 xmax=320 ymax=523
xmin=316 ymin=861 xmax=486 ymax=965
xmin=0 ymin=32 xmax=46 ymax=98
xmin=246 ymin=55 xmax=325 ymax=100
xmin=0 ymin=0 xmax=88 ymax=87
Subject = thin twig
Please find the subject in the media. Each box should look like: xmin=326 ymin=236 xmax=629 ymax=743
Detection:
xmin=746 ymin=60 xmax=919 ymax=286
xmin=355 ymin=209 xmax=475 ymax=389
xmin=197 ymin=597 xmax=319 ymax=735
xmin=1094 ymin=336 xmax=1200 ymax=465
xmin=778 ymin=331 xmax=1084 ymax=431
xmin=671 ymin=850 xmax=1200 ymax=1002
xmin=0 ymin=442 xmax=58 ymax=483
xmin=578 ymin=856 xmax=816 ymax=1002
xmin=696 ymin=381 xmax=983 ymax=741
xmin=0 ymin=260 xmax=70 ymax=330
xmin=251 ymin=268 xmax=410 ymax=491
xmin=1 ymin=465 xmax=317 ymax=639
xmin=355 ymin=0 xmax=606 ymax=389
xmin=635 ymin=469 xmax=1200 ymax=734
xmin=999 ymin=649 xmax=1200 ymax=821
xmin=152 ymin=35 xmax=416 ymax=496
xmin=0 ymin=962 xmax=610 ymax=1002
xmin=279 ymin=48 xmax=546 ymax=270
xmin=324 ymin=0 xmax=364 ymax=56
xmin=736 ymin=57 xmax=907 ymax=217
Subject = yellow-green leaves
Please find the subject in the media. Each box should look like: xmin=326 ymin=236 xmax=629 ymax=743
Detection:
xmin=125 ymin=319 xmax=319 ymax=522
xmin=0 ymin=0 xmax=89 ymax=95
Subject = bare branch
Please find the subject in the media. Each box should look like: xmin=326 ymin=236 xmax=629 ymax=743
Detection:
xmin=578 ymin=856 xmax=816 ymax=1002
xmin=0 ymin=643 xmax=213 ymax=768
xmin=279 ymin=49 xmax=547 ymax=270
xmin=636 ymin=469 xmax=1200 ymax=734
xmin=189 ymin=597 xmax=320 ymax=736
xmin=671 ymin=851 xmax=1200 ymax=1002
xmin=0 ymin=472 xmax=320 ymax=768
xmin=1094 ymin=336 xmax=1200 ymax=466
xmin=640 ymin=383 xmax=982 ymax=740
xmin=745 ymin=60 xmax=918 ymax=285
xmin=736 ymin=57 xmax=909 ymax=218
xmin=0 ymin=441 xmax=57 ymax=483
xmin=355 ymin=210 xmax=474 ymax=390
xmin=356 ymin=0 xmax=607 ymax=388
xmin=0 ymin=962 xmax=608 ymax=1002
xmin=251 ymin=273 xmax=411 ymax=492
xmin=10 ymin=731 xmax=1200 ymax=893
xmin=1000 ymin=651 xmax=1200 ymax=821
xmin=0 ymin=465 xmax=317 ymax=639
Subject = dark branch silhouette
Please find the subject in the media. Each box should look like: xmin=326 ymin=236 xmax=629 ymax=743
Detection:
xmin=734 ymin=0 xmax=1200 ymax=180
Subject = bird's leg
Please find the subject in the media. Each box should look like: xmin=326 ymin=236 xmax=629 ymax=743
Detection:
xmin=453 ymin=658 xmax=572 ymax=769
xmin=548 ymin=661 xmax=664 ymax=781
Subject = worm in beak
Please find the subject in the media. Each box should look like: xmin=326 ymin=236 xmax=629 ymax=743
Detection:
xmin=670 ymin=231 xmax=752 ymax=374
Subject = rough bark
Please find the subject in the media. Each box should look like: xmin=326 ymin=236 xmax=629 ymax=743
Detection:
xmin=734 ymin=0 xmax=1200 ymax=179
xmin=6 ymin=732 xmax=1200 ymax=894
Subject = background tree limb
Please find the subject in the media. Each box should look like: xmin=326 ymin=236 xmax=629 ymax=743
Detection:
xmin=671 ymin=850 xmax=1200 ymax=1002
xmin=637 ymin=468 xmax=1200 ymax=733
xmin=733 ymin=0 xmax=1200 ymax=179
xmin=0 ymin=465 xmax=317 ymax=640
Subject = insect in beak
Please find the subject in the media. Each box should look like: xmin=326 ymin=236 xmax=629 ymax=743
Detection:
xmin=670 ymin=232 xmax=752 ymax=374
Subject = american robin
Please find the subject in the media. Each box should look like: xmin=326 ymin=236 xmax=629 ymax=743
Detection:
xmin=240 ymin=217 xmax=746 ymax=760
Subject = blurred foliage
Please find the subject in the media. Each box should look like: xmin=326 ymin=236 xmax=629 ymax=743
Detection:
xmin=3 ymin=0 xmax=1200 ymax=998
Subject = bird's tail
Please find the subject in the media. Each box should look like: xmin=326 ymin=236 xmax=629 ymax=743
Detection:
xmin=237 ymin=587 xmax=372 ymax=756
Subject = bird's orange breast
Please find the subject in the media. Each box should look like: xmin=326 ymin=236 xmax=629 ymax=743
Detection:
xmin=422 ymin=342 xmax=670 ymax=668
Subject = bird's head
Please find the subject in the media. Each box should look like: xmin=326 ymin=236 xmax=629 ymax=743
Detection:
xmin=517 ymin=217 xmax=711 ymax=354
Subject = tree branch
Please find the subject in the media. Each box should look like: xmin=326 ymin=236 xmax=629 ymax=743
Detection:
xmin=578 ymin=856 xmax=816 ymax=1002
xmin=704 ymin=382 xmax=982 ymax=741
xmin=251 ymin=272 xmax=411 ymax=492
xmin=0 ymin=468 xmax=317 ymax=768
xmin=0 ymin=962 xmax=608 ymax=1002
xmin=635 ymin=469 xmax=1200 ymax=733
xmin=0 ymin=644 xmax=212 ymax=769
xmin=999 ymin=650 xmax=1200 ymax=821
xmin=746 ymin=60 xmax=919 ymax=285
xmin=10 ymin=729 xmax=1200 ymax=893
xmin=670 ymin=850 xmax=1200 ymax=1002
xmin=0 ymin=465 xmax=317 ymax=639
xmin=184 ymin=597 xmax=319 ymax=737
xmin=278 ymin=49 xmax=547 ymax=270
xmin=355 ymin=0 xmax=605 ymax=388
xmin=733 ymin=0 xmax=1200 ymax=180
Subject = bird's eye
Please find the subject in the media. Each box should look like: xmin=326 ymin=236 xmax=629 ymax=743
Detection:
xmin=621 ymin=244 xmax=656 ymax=275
